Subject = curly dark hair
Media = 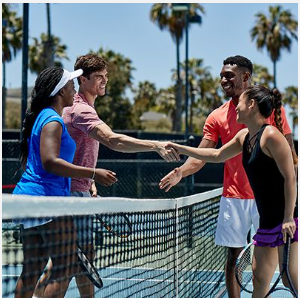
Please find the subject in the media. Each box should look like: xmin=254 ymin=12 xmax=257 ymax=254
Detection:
xmin=74 ymin=54 xmax=108 ymax=84
xmin=20 ymin=67 xmax=64 ymax=169
xmin=223 ymin=55 xmax=253 ymax=75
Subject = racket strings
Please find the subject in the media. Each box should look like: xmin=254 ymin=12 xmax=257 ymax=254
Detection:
xmin=96 ymin=214 xmax=132 ymax=238
xmin=235 ymin=243 xmax=254 ymax=293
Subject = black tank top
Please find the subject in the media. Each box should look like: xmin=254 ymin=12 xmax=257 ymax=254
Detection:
xmin=242 ymin=124 xmax=297 ymax=229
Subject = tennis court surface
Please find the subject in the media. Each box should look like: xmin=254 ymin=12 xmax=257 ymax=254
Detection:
xmin=3 ymin=188 xmax=229 ymax=297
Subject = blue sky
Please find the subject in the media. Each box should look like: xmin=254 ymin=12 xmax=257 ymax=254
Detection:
xmin=5 ymin=2 xmax=298 ymax=136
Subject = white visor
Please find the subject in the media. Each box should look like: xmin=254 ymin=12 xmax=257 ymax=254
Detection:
xmin=50 ymin=69 xmax=83 ymax=97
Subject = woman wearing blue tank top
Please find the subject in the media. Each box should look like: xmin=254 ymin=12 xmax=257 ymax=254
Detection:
xmin=13 ymin=67 xmax=118 ymax=298
xmin=167 ymin=85 xmax=298 ymax=297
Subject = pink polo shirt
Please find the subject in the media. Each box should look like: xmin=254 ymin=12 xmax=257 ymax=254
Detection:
xmin=63 ymin=93 xmax=104 ymax=192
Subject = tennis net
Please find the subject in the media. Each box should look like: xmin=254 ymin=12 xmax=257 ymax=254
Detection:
xmin=2 ymin=188 xmax=227 ymax=297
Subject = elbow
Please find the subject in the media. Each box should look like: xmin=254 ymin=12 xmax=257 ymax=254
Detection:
xmin=106 ymin=138 xmax=120 ymax=151
xmin=99 ymin=134 xmax=119 ymax=150
xmin=42 ymin=159 xmax=56 ymax=174
xmin=288 ymin=173 xmax=296 ymax=186
xmin=284 ymin=174 xmax=296 ymax=189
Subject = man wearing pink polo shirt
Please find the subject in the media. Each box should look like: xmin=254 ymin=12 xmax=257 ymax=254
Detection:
xmin=63 ymin=53 xmax=179 ymax=297
xmin=159 ymin=55 xmax=296 ymax=298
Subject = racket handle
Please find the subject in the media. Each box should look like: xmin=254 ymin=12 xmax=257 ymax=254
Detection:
xmin=283 ymin=234 xmax=291 ymax=268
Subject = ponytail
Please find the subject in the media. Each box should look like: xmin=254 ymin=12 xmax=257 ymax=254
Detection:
xmin=244 ymin=85 xmax=298 ymax=165
xmin=20 ymin=67 xmax=64 ymax=170
xmin=271 ymin=88 xmax=283 ymax=135
xmin=271 ymin=88 xmax=298 ymax=165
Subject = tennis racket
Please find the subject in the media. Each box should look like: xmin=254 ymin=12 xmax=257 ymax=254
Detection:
xmin=95 ymin=213 xmax=132 ymax=238
xmin=235 ymin=241 xmax=254 ymax=294
xmin=265 ymin=235 xmax=298 ymax=298
xmin=77 ymin=245 xmax=103 ymax=289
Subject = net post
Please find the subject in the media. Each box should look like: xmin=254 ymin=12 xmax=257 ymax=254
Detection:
xmin=175 ymin=201 xmax=179 ymax=297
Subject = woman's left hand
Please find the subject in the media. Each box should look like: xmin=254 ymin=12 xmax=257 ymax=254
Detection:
xmin=281 ymin=217 xmax=296 ymax=243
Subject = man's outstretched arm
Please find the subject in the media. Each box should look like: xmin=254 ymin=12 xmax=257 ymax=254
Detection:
xmin=159 ymin=138 xmax=217 ymax=192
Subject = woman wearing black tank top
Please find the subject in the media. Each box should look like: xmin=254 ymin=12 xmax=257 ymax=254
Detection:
xmin=167 ymin=85 xmax=298 ymax=297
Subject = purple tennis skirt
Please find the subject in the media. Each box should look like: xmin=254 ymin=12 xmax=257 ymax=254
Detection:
xmin=253 ymin=218 xmax=298 ymax=247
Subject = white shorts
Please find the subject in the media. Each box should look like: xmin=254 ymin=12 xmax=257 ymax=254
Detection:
xmin=215 ymin=196 xmax=259 ymax=248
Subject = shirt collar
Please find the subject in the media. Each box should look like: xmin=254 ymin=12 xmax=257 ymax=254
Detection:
xmin=75 ymin=93 xmax=95 ymax=108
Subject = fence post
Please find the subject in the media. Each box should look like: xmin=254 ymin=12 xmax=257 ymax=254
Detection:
xmin=186 ymin=135 xmax=195 ymax=248
xmin=185 ymin=135 xmax=195 ymax=196
xmin=136 ymin=131 xmax=142 ymax=198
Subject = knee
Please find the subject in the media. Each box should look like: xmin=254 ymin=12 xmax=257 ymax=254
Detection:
xmin=252 ymin=268 xmax=271 ymax=287
xmin=48 ymin=265 xmax=73 ymax=281
xmin=50 ymin=255 xmax=78 ymax=279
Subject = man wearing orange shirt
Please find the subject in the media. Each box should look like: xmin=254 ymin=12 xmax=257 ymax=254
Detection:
xmin=159 ymin=55 xmax=296 ymax=297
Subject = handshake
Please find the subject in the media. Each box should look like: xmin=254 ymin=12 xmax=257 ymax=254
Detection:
xmin=154 ymin=141 xmax=183 ymax=162
xmin=92 ymin=141 xmax=186 ymax=195
xmin=156 ymin=141 xmax=186 ymax=193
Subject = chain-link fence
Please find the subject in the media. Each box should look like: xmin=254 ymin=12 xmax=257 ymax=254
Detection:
xmin=2 ymin=131 xmax=224 ymax=198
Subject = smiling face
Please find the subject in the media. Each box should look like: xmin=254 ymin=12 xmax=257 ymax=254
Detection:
xmin=82 ymin=69 xmax=108 ymax=97
xmin=61 ymin=80 xmax=76 ymax=107
xmin=220 ymin=64 xmax=246 ymax=100
xmin=235 ymin=91 xmax=252 ymax=124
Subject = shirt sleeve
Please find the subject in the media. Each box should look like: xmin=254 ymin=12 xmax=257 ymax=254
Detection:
xmin=42 ymin=115 xmax=64 ymax=129
xmin=71 ymin=104 xmax=104 ymax=136
xmin=267 ymin=106 xmax=292 ymax=135
xmin=202 ymin=112 xmax=219 ymax=143
xmin=279 ymin=106 xmax=292 ymax=135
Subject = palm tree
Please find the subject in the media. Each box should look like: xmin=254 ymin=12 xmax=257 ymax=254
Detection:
xmin=155 ymin=86 xmax=176 ymax=126
xmin=2 ymin=3 xmax=23 ymax=128
xmin=174 ymin=58 xmax=209 ymax=132
xmin=250 ymin=5 xmax=298 ymax=88
xmin=282 ymin=86 xmax=298 ymax=138
xmin=252 ymin=63 xmax=273 ymax=88
xmin=45 ymin=3 xmax=54 ymax=67
xmin=132 ymin=81 xmax=158 ymax=129
xmin=28 ymin=33 xmax=69 ymax=74
xmin=173 ymin=58 xmax=222 ymax=132
xmin=90 ymin=48 xmax=135 ymax=129
xmin=150 ymin=3 xmax=205 ymax=132
xmin=93 ymin=47 xmax=135 ymax=97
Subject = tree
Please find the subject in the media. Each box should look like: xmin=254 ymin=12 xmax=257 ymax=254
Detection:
xmin=150 ymin=3 xmax=205 ymax=132
xmin=45 ymin=3 xmax=54 ymax=67
xmin=282 ymin=86 xmax=298 ymax=138
xmin=172 ymin=58 xmax=222 ymax=132
xmin=132 ymin=81 xmax=158 ymax=129
xmin=250 ymin=5 xmax=298 ymax=87
xmin=155 ymin=86 xmax=176 ymax=122
xmin=90 ymin=48 xmax=135 ymax=129
xmin=28 ymin=33 xmax=69 ymax=74
xmin=2 ymin=3 xmax=23 ymax=128
xmin=252 ymin=63 xmax=274 ymax=88
xmin=184 ymin=59 xmax=219 ymax=132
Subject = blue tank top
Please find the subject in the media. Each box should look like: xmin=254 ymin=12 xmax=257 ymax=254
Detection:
xmin=13 ymin=107 xmax=76 ymax=196
xmin=242 ymin=124 xmax=297 ymax=229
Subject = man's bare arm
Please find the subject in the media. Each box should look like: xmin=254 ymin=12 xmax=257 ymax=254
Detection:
xmin=159 ymin=138 xmax=217 ymax=192
xmin=180 ymin=138 xmax=217 ymax=178
xmin=89 ymin=123 xmax=180 ymax=162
